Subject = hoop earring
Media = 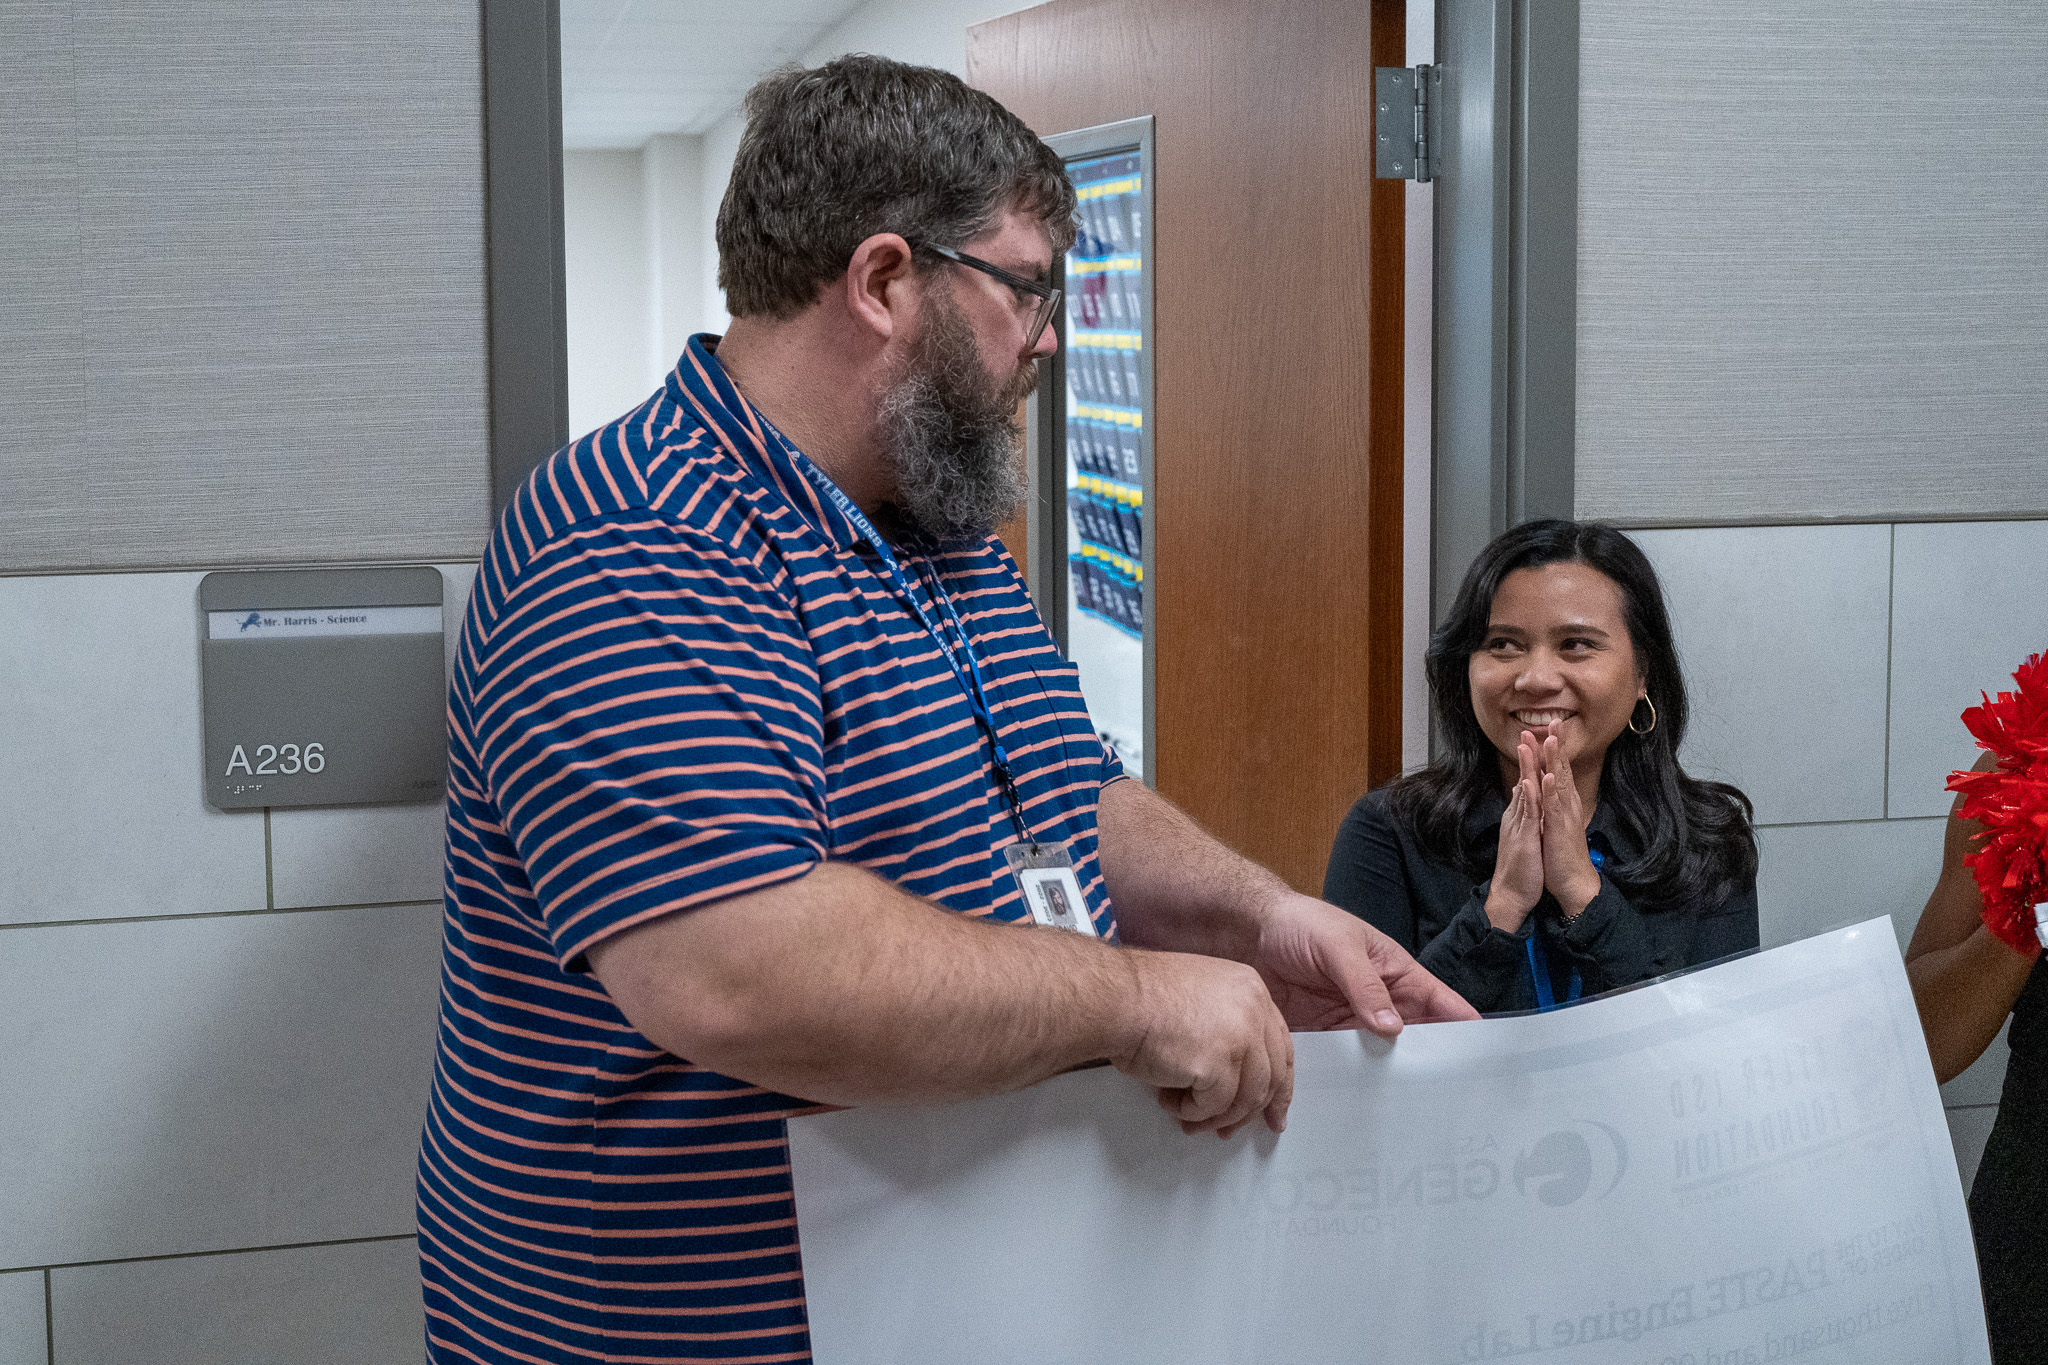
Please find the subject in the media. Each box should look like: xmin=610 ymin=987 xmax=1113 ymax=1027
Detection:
xmin=1629 ymin=695 xmax=1657 ymax=736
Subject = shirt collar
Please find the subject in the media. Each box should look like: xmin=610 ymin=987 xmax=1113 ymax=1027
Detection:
xmin=1586 ymin=797 xmax=1639 ymax=860
xmin=662 ymin=333 xmax=865 ymax=552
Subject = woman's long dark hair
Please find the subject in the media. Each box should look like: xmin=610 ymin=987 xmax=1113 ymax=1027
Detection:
xmin=1390 ymin=520 xmax=1756 ymax=914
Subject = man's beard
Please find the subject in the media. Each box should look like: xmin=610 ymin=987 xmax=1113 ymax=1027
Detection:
xmin=878 ymin=291 xmax=1037 ymax=544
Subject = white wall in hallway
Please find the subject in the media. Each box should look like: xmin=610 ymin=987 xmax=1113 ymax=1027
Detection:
xmin=0 ymin=9 xmax=501 ymax=1355
xmin=0 ymin=563 xmax=477 ymax=1362
xmin=565 ymin=135 xmax=717 ymax=432
xmin=564 ymin=148 xmax=652 ymax=437
xmin=646 ymin=132 xmax=707 ymax=378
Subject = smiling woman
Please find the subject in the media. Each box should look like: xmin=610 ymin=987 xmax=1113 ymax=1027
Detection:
xmin=1323 ymin=520 xmax=1760 ymax=1015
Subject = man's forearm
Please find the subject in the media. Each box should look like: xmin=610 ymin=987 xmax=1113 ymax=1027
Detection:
xmin=1094 ymin=777 xmax=1289 ymax=962
xmin=1095 ymin=779 xmax=1482 ymax=1036
xmin=588 ymin=861 xmax=1150 ymax=1107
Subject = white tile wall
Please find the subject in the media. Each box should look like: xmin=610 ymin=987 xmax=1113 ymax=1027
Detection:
xmin=1755 ymin=817 xmax=1946 ymax=953
xmin=1632 ymin=525 xmax=1892 ymax=826
xmin=1947 ymin=1105 xmax=1999 ymax=1195
xmin=1750 ymin=818 xmax=2007 ymax=1102
xmin=0 ymin=571 xmax=267 ymax=925
xmin=7 ymin=514 xmax=2031 ymax=1322
xmin=1645 ymin=520 xmax=2043 ymax=1199
xmin=0 ymin=904 xmax=442 ymax=1268
xmin=1888 ymin=519 xmax=2048 ymax=818
xmin=0 ymin=1272 xmax=42 ymax=1365
xmin=50 ymin=1238 xmax=420 ymax=1365
xmin=267 ymin=562 xmax=472 ymax=910
xmin=0 ymin=564 xmax=476 ymax=923
xmin=270 ymin=802 xmax=446 ymax=909
xmin=1943 ymin=1020 xmax=2011 ymax=1111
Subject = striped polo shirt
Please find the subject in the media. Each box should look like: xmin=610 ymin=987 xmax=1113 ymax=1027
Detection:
xmin=418 ymin=335 xmax=1122 ymax=1363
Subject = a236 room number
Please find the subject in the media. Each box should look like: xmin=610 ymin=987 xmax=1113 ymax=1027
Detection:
xmin=224 ymin=742 xmax=326 ymax=776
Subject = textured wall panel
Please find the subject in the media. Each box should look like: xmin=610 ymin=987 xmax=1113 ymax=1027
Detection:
xmin=0 ymin=904 xmax=441 ymax=1267
xmin=0 ymin=1 xmax=489 ymax=573
xmin=0 ymin=2 xmax=86 ymax=570
xmin=51 ymin=1240 xmax=420 ymax=1365
xmin=1577 ymin=0 xmax=2048 ymax=525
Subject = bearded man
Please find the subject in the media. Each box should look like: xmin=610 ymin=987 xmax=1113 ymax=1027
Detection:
xmin=417 ymin=55 xmax=1473 ymax=1364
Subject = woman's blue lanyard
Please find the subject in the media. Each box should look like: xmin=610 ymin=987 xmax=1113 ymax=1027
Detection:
xmin=781 ymin=442 xmax=1034 ymax=847
xmin=1527 ymin=841 xmax=1605 ymax=1012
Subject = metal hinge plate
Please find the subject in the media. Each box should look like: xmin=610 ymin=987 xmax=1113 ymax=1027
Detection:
xmin=1374 ymin=64 xmax=1435 ymax=182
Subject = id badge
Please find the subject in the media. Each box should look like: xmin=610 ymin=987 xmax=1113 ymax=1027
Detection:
xmin=1003 ymin=841 xmax=1097 ymax=936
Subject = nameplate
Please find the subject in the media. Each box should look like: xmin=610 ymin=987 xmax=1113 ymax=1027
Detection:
xmin=206 ymin=605 xmax=443 ymax=640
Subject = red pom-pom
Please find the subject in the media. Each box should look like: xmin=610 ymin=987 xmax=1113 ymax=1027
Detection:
xmin=1948 ymin=653 xmax=2048 ymax=954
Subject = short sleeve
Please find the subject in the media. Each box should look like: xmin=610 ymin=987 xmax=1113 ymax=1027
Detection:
xmin=1094 ymin=736 xmax=1131 ymax=789
xmin=468 ymin=518 xmax=827 ymax=970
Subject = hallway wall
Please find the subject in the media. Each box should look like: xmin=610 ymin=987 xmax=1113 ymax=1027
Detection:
xmin=1574 ymin=0 xmax=2048 ymax=1188
xmin=1627 ymin=521 xmax=2048 ymax=1188
xmin=0 ymin=2 xmax=492 ymax=1357
xmin=563 ymin=134 xmax=705 ymax=437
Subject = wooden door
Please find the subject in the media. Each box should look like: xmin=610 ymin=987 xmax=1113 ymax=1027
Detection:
xmin=970 ymin=0 xmax=1406 ymax=893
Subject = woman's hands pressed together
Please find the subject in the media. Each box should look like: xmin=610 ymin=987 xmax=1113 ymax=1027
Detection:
xmin=1483 ymin=724 xmax=1603 ymax=933
xmin=1486 ymin=741 xmax=1547 ymax=932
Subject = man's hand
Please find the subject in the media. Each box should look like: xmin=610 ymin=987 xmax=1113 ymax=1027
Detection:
xmin=1250 ymin=890 xmax=1481 ymax=1038
xmin=1096 ymin=777 xmax=1480 ymax=1043
xmin=1114 ymin=951 xmax=1294 ymax=1138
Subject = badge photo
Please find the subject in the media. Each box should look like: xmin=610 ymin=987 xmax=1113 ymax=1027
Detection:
xmin=1003 ymin=841 xmax=1097 ymax=936
xmin=1020 ymin=866 xmax=1094 ymax=935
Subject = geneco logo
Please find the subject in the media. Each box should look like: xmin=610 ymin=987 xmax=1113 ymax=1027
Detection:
xmin=1512 ymin=1121 xmax=1629 ymax=1207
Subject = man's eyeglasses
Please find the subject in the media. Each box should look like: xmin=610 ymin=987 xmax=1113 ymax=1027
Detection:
xmin=920 ymin=243 xmax=1062 ymax=350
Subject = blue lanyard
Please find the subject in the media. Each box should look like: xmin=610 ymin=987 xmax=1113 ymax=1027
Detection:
xmin=1526 ymin=938 xmax=1582 ymax=1012
xmin=776 ymin=432 xmax=1033 ymax=845
xmin=1527 ymin=840 xmax=1605 ymax=1012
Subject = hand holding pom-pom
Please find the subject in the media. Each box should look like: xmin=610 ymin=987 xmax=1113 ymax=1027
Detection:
xmin=1947 ymin=652 xmax=2048 ymax=954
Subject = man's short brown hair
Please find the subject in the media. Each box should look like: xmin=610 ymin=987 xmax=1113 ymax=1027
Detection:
xmin=716 ymin=55 xmax=1077 ymax=321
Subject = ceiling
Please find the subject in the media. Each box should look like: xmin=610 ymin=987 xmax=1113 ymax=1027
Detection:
xmin=560 ymin=0 xmax=872 ymax=149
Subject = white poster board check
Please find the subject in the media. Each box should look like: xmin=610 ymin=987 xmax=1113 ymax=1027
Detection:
xmin=787 ymin=919 xmax=1990 ymax=1364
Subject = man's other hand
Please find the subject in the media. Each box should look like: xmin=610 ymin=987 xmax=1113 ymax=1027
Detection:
xmin=1114 ymin=951 xmax=1294 ymax=1139
xmin=1251 ymin=891 xmax=1480 ymax=1037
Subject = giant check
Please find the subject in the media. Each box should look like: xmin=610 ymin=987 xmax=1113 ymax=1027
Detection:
xmin=788 ymin=919 xmax=1991 ymax=1363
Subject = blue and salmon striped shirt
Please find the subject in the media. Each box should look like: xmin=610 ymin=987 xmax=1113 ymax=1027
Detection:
xmin=418 ymin=336 xmax=1122 ymax=1362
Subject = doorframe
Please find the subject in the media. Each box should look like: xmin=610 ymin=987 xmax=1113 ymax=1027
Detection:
xmin=1430 ymin=0 xmax=1579 ymax=625
xmin=482 ymin=0 xmax=571 ymax=514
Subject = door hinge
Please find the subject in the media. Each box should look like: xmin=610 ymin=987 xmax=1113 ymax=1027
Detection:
xmin=1374 ymin=64 xmax=1435 ymax=183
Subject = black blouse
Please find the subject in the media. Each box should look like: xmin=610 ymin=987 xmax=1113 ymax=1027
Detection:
xmin=1323 ymin=784 xmax=1759 ymax=1015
